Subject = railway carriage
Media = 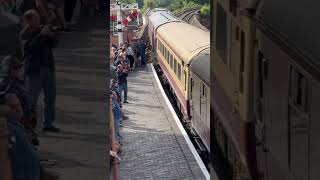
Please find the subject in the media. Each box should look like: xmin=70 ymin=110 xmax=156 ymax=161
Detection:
xmin=190 ymin=48 xmax=210 ymax=152
xmin=148 ymin=10 xmax=211 ymax=154
xmin=211 ymin=0 xmax=258 ymax=179
xmin=253 ymin=1 xmax=320 ymax=180
xmin=211 ymin=0 xmax=320 ymax=180
xmin=148 ymin=10 xmax=181 ymax=52
xmin=155 ymin=21 xmax=210 ymax=121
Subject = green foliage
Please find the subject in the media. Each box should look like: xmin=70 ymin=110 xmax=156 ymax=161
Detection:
xmin=199 ymin=4 xmax=210 ymax=17
xmin=172 ymin=0 xmax=204 ymax=15
xmin=140 ymin=0 xmax=209 ymax=14
xmin=121 ymin=0 xmax=136 ymax=4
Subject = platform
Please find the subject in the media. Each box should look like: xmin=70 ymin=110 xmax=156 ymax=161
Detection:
xmin=119 ymin=64 xmax=208 ymax=180
xmin=35 ymin=17 xmax=109 ymax=179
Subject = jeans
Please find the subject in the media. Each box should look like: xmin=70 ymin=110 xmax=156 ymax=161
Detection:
xmin=118 ymin=83 xmax=128 ymax=102
xmin=114 ymin=118 xmax=121 ymax=142
xmin=140 ymin=51 xmax=146 ymax=65
xmin=26 ymin=67 xmax=56 ymax=128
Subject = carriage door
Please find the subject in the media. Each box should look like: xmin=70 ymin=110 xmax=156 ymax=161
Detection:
xmin=288 ymin=67 xmax=309 ymax=180
xmin=255 ymin=51 xmax=270 ymax=180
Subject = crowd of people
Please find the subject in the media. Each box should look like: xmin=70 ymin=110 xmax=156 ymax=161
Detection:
xmin=0 ymin=0 xmax=100 ymax=178
xmin=109 ymin=39 xmax=147 ymax=167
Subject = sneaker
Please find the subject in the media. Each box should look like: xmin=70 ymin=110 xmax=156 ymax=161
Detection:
xmin=119 ymin=122 xmax=123 ymax=127
xmin=43 ymin=126 xmax=60 ymax=133
xmin=123 ymin=101 xmax=129 ymax=103
xmin=40 ymin=159 xmax=57 ymax=168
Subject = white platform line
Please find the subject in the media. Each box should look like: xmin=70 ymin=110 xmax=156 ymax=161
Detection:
xmin=149 ymin=64 xmax=210 ymax=180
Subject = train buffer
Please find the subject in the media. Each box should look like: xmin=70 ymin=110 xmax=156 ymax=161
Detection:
xmin=118 ymin=64 xmax=208 ymax=180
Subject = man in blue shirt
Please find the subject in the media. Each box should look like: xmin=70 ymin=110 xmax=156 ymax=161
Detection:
xmin=5 ymin=93 xmax=41 ymax=180
xmin=5 ymin=93 xmax=59 ymax=180
xmin=111 ymin=91 xmax=122 ymax=143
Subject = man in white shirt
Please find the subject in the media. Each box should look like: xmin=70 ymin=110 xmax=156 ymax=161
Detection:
xmin=126 ymin=44 xmax=135 ymax=69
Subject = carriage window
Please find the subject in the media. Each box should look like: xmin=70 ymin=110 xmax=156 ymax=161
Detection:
xmin=162 ymin=43 xmax=164 ymax=54
xmin=170 ymin=54 xmax=173 ymax=69
xmin=216 ymin=2 xmax=227 ymax=63
xmin=166 ymin=48 xmax=169 ymax=62
xmin=184 ymin=70 xmax=187 ymax=90
xmin=202 ymin=84 xmax=207 ymax=97
xmin=177 ymin=63 xmax=182 ymax=81
xmin=239 ymin=30 xmax=245 ymax=94
xmin=258 ymin=51 xmax=264 ymax=98
xmin=174 ymin=58 xmax=177 ymax=74
xmin=190 ymin=78 xmax=194 ymax=93
xmin=289 ymin=67 xmax=308 ymax=112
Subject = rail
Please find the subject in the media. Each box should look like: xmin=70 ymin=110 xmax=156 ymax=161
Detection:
xmin=0 ymin=105 xmax=12 ymax=180
xmin=110 ymin=99 xmax=120 ymax=180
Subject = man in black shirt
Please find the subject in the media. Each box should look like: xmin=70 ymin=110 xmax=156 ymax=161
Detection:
xmin=20 ymin=9 xmax=59 ymax=132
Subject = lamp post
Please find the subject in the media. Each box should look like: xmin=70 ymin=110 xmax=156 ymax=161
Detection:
xmin=116 ymin=0 xmax=123 ymax=46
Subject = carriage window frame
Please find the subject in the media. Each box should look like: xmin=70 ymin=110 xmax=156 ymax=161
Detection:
xmin=177 ymin=63 xmax=182 ymax=81
xmin=202 ymin=84 xmax=207 ymax=97
xmin=184 ymin=70 xmax=187 ymax=90
xmin=173 ymin=58 xmax=177 ymax=75
xmin=289 ymin=67 xmax=309 ymax=113
xmin=170 ymin=54 xmax=174 ymax=69
xmin=166 ymin=48 xmax=169 ymax=63
xmin=162 ymin=43 xmax=164 ymax=55
xmin=239 ymin=30 xmax=245 ymax=94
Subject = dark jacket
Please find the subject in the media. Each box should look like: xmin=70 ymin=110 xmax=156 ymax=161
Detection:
xmin=19 ymin=28 xmax=56 ymax=75
xmin=8 ymin=78 xmax=33 ymax=119
xmin=7 ymin=119 xmax=41 ymax=180
xmin=117 ymin=71 xmax=128 ymax=85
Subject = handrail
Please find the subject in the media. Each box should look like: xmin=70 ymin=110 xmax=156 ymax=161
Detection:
xmin=110 ymin=98 xmax=120 ymax=180
xmin=0 ymin=105 xmax=12 ymax=180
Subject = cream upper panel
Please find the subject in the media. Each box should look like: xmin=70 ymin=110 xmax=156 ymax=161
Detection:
xmin=157 ymin=22 xmax=210 ymax=65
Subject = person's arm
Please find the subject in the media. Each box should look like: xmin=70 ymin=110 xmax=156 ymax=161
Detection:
xmin=35 ymin=0 xmax=50 ymax=21
xmin=20 ymin=32 xmax=46 ymax=53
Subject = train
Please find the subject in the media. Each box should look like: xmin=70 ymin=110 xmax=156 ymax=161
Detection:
xmin=147 ymin=9 xmax=211 ymax=157
xmin=211 ymin=0 xmax=320 ymax=180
